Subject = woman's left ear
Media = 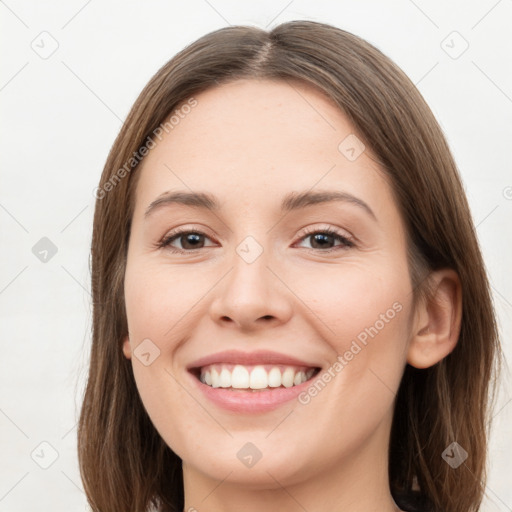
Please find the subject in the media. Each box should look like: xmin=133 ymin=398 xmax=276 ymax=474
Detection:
xmin=407 ymin=269 xmax=462 ymax=369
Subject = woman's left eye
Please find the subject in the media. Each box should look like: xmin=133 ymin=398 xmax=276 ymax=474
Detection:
xmin=158 ymin=227 xmax=354 ymax=253
xmin=295 ymin=228 xmax=354 ymax=252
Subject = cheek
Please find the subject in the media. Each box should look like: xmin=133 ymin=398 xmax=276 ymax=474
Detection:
xmin=124 ymin=259 xmax=211 ymax=342
xmin=123 ymin=258 xmax=221 ymax=454
xmin=289 ymin=258 xmax=410 ymax=340
xmin=123 ymin=262 xmax=196 ymax=456
xmin=289 ymin=260 xmax=411 ymax=400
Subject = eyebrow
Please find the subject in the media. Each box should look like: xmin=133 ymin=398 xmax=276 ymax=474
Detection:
xmin=144 ymin=189 xmax=376 ymax=221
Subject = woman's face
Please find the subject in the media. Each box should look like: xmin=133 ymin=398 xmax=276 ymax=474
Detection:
xmin=123 ymin=79 xmax=415 ymax=489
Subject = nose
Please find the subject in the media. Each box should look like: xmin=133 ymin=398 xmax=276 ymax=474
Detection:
xmin=209 ymin=247 xmax=294 ymax=331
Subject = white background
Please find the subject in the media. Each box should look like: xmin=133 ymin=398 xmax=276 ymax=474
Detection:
xmin=0 ymin=1 xmax=511 ymax=510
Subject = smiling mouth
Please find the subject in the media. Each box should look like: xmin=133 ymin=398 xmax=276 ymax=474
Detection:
xmin=189 ymin=364 xmax=321 ymax=391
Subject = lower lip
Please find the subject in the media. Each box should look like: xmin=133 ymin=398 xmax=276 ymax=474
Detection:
xmin=188 ymin=371 xmax=318 ymax=413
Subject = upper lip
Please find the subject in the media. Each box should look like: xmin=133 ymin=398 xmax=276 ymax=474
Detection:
xmin=187 ymin=350 xmax=321 ymax=370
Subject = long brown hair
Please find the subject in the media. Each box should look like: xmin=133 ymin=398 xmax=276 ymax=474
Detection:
xmin=78 ymin=20 xmax=501 ymax=512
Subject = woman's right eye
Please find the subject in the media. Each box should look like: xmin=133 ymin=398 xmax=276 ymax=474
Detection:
xmin=158 ymin=230 xmax=216 ymax=253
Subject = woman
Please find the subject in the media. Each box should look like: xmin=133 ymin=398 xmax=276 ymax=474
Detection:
xmin=79 ymin=20 xmax=501 ymax=512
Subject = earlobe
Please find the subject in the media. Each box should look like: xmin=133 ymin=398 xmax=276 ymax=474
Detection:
xmin=407 ymin=269 xmax=462 ymax=369
xmin=122 ymin=336 xmax=132 ymax=360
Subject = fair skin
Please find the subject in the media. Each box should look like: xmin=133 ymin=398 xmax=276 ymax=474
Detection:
xmin=122 ymin=79 xmax=461 ymax=512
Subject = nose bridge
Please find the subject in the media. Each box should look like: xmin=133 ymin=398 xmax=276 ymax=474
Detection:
xmin=209 ymin=233 xmax=293 ymax=329
xmin=225 ymin=235 xmax=273 ymax=306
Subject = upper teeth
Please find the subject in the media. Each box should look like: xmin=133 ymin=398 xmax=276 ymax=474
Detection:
xmin=199 ymin=364 xmax=316 ymax=390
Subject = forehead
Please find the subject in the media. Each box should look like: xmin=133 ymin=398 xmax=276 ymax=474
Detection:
xmin=166 ymin=78 xmax=358 ymax=165
xmin=133 ymin=78 xmax=394 ymax=219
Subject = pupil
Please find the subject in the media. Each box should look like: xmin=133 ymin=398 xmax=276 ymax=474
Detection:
xmin=183 ymin=233 xmax=203 ymax=249
xmin=312 ymin=233 xmax=333 ymax=249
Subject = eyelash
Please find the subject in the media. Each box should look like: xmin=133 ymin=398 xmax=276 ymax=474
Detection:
xmin=157 ymin=226 xmax=355 ymax=254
